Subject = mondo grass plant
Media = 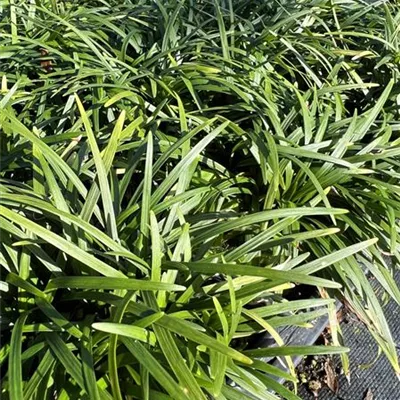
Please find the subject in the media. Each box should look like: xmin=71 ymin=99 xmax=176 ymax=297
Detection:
xmin=1 ymin=0 xmax=400 ymax=399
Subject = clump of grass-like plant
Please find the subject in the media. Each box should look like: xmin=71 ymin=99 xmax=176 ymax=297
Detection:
xmin=1 ymin=1 xmax=400 ymax=399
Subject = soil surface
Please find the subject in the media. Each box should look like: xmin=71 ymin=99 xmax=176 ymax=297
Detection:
xmin=297 ymin=288 xmax=400 ymax=400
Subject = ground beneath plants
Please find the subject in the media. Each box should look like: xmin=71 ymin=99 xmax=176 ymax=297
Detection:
xmin=297 ymin=286 xmax=400 ymax=400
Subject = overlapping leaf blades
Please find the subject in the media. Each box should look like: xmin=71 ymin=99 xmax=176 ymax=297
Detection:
xmin=1 ymin=1 xmax=400 ymax=399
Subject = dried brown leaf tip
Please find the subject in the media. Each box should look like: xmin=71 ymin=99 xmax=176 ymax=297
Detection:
xmin=324 ymin=359 xmax=339 ymax=394
xmin=364 ymin=388 xmax=374 ymax=400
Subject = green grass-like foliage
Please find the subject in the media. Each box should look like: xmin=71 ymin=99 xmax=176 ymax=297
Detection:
xmin=1 ymin=0 xmax=400 ymax=398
